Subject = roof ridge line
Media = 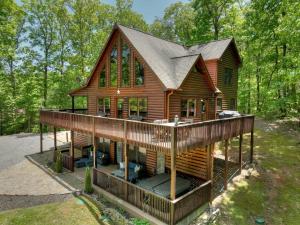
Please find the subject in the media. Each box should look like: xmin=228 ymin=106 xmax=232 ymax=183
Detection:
xmin=171 ymin=53 xmax=200 ymax=59
xmin=187 ymin=37 xmax=233 ymax=48
xmin=117 ymin=24 xmax=186 ymax=48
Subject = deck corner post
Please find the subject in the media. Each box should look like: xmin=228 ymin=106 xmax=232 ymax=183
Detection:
xmin=71 ymin=96 xmax=75 ymax=113
xmin=92 ymin=117 xmax=96 ymax=168
xmin=224 ymin=139 xmax=229 ymax=190
xmin=170 ymin=126 xmax=177 ymax=201
xmin=250 ymin=119 xmax=254 ymax=163
xmin=53 ymin=126 xmax=57 ymax=161
xmin=40 ymin=123 xmax=43 ymax=153
xmin=70 ymin=130 xmax=74 ymax=172
xmin=124 ymin=120 xmax=129 ymax=181
xmin=170 ymin=201 xmax=175 ymax=225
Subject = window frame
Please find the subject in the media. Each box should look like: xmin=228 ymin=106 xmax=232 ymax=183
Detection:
xmin=128 ymin=97 xmax=148 ymax=118
xmin=134 ymin=58 xmax=145 ymax=86
xmin=216 ymin=97 xmax=222 ymax=111
xmin=98 ymin=97 xmax=111 ymax=116
xmin=121 ymin=40 xmax=130 ymax=87
xmin=224 ymin=68 xmax=233 ymax=86
xmin=110 ymin=44 xmax=118 ymax=88
xmin=98 ymin=65 xmax=106 ymax=88
xmin=230 ymin=98 xmax=236 ymax=110
xmin=181 ymin=98 xmax=196 ymax=118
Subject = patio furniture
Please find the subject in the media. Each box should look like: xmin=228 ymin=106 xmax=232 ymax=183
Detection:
xmin=136 ymin=173 xmax=170 ymax=191
xmin=111 ymin=162 xmax=144 ymax=183
xmin=97 ymin=151 xmax=110 ymax=166
xmin=74 ymin=145 xmax=93 ymax=168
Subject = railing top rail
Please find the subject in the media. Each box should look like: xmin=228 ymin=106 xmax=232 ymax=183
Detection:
xmin=171 ymin=180 xmax=212 ymax=204
xmin=41 ymin=109 xmax=254 ymax=129
xmin=94 ymin=168 xmax=172 ymax=202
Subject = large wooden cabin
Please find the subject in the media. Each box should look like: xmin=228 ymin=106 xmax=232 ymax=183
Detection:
xmin=40 ymin=24 xmax=254 ymax=225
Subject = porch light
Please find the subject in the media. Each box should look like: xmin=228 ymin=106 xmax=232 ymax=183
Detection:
xmin=117 ymin=89 xmax=120 ymax=95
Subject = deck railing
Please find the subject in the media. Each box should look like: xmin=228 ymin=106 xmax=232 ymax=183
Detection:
xmin=40 ymin=110 xmax=254 ymax=154
xmin=62 ymin=153 xmax=73 ymax=171
xmin=93 ymin=168 xmax=212 ymax=224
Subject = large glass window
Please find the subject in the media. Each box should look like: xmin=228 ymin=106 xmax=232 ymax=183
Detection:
xmin=129 ymin=97 xmax=148 ymax=118
xmin=121 ymin=41 xmax=130 ymax=87
xmin=181 ymin=99 xmax=196 ymax=118
xmin=200 ymin=99 xmax=206 ymax=113
xmin=98 ymin=97 xmax=110 ymax=116
xmin=110 ymin=45 xmax=117 ymax=87
xmin=224 ymin=68 xmax=233 ymax=85
xmin=117 ymin=98 xmax=124 ymax=118
xmin=99 ymin=66 xmax=106 ymax=88
xmin=230 ymin=98 xmax=236 ymax=110
xmin=135 ymin=59 xmax=144 ymax=86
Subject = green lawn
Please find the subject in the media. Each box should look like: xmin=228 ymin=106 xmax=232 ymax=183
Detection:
xmin=0 ymin=197 xmax=99 ymax=225
xmin=216 ymin=126 xmax=300 ymax=225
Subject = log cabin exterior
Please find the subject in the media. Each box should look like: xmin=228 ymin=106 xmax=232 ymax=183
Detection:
xmin=40 ymin=24 xmax=254 ymax=225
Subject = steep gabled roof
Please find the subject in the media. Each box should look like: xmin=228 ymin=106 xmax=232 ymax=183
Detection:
xmin=70 ymin=24 xmax=241 ymax=95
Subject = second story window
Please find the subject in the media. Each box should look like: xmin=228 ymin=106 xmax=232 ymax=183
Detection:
xmin=110 ymin=45 xmax=117 ymax=87
xmin=98 ymin=97 xmax=110 ymax=116
xmin=99 ymin=66 xmax=106 ymax=88
xmin=230 ymin=98 xmax=236 ymax=110
xmin=129 ymin=97 xmax=148 ymax=118
xmin=224 ymin=68 xmax=233 ymax=85
xmin=181 ymin=99 xmax=196 ymax=118
xmin=121 ymin=41 xmax=130 ymax=87
xmin=135 ymin=58 xmax=144 ymax=86
xmin=217 ymin=98 xmax=222 ymax=111
xmin=200 ymin=100 xmax=206 ymax=113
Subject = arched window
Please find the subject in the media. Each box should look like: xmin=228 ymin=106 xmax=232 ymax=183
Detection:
xmin=99 ymin=66 xmax=106 ymax=88
xmin=110 ymin=45 xmax=117 ymax=87
xmin=135 ymin=58 xmax=144 ymax=86
xmin=121 ymin=40 xmax=130 ymax=87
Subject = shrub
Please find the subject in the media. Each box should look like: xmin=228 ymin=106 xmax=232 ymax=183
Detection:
xmin=55 ymin=151 xmax=63 ymax=173
xmin=131 ymin=218 xmax=150 ymax=225
xmin=84 ymin=166 xmax=93 ymax=194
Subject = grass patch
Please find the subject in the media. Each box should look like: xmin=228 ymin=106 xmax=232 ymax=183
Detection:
xmin=216 ymin=128 xmax=300 ymax=225
xmin=0 ymin=197 xmax=99 ymax=225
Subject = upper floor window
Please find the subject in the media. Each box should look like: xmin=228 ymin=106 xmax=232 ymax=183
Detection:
xmin=98 ymin=97 xmax=110 ymax=116
xmin=181 ymin=99 xmax=196 ymax=118
xmin=135 ymin=58 xmax=144 ymax=86
xmin=200 ymin=100 xmax=206 ymax=113
xmin=121 ymin=41 xmax=130 ymax=87
xmin=99 ymin=66 xmax=106 ymax=88
xmin=224 ymin=68 xmax=233 ymax=85
xmin=217 ymin=97 xmax=222 ymax=111
xmin=110 ymin=45 xmax=118 ymax=87
xmin=230 ymin=98 xmax=236 ymax=110
xmin=129 ymin=97 xmax=148 ymax=118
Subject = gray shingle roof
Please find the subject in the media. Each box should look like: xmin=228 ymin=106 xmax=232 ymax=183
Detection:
xmin=118 ymin=25 xmax=236 ymax=90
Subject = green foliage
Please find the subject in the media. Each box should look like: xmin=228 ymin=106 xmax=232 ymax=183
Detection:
xmin=55 ymin=151 xmax=63 ymax=173
xmin=131 ymin=218 xmax=150 ymax=225
xmin=84 ymin=167 xmax=93 ymax=194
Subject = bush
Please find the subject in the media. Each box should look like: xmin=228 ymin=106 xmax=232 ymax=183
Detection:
xmin=131 ymin=218 xmax=150 ymax=225
xmin=55 ymin=151 xmax=63 ymax=173
xmin=84 ymin=167 xmax=93 ymax=194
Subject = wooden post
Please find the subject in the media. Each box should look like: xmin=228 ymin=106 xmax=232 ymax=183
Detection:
xmin=124 ymin=121 xmax=128 ymax=181
xmin=72 ymin=96 xmax=75 ymax=113
xmin=53 ymin=127 xmax=57 ymax=161
xmin=92 ymin=117 xmax=96 ymax=168
xmin=70 ymin=130 xmax=74 ymax=172
xmin=208 ymin=144 xmax=214 ymax=202
xmin=170 ymin=126 xmax=177 ymax=201
xmin=40 ymin=123 xmax=43 ymax=153
xmin=224 ymin=139 xmax=228 ymax=190
xmin=250 ymin=129 xmax=254 ymax=163
xmin=239 ymin=133 xmax=243 ymax=173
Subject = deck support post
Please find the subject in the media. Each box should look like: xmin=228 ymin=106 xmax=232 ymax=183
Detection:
xmin=224 ymin=139 xmax=228 ymax=190
xmin=70 ymin=130 xmax=74 ymax=172
xmin=92 ymin=117 xmax=96 ymax=168
xmin=53 ymin=127 xmax=57 ymax=161
xmin=239 ymin=133 xmax=243 ymax=173
xmin=170 ymin=126 xmax=177 ymax=201
xmin=40 ymin=123 xmax=43 ymax=153
xmin=250 ymin=128 xmax=254 ymax=163
xmin=71 ymin=96 xmax=75 ymax=113
xmin=208 ymin=144 xmax=214 ymax=202
xmin=124 ymin=121 xmax=128 ymax=181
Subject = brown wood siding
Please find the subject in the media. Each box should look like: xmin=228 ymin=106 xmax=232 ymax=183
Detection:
xmin=217 ymin=44 xmax=239 ymax=110
xmin=76 ymin=30 xmax=165 ymax=121
xmin=146 ymin=149 xmax=157 ymax=176
xmin=165 ymin=147 xmax=208 ymax=180
xmin=110 ymin=141 xmax=116 ymax=163
xmin=74 ymin=132 xmax=91 ymax=147
xmin=205 ymin=60 xmax=218 ymax=86
xmin=169 ymin=70 xmax=215 ymax=122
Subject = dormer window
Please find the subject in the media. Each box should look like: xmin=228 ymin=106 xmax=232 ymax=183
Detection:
xmin=224 ymin=68 xmax=233 ymax=85
xmin=110 ymin=45 xmax=118 ymax=87
xmin=121 ymin=40 xmax=130 ymax=87
xmin=99 ymin=66 xmax=106 ymax=88
xmin=135 ymin=58 xmax=144 ymax=86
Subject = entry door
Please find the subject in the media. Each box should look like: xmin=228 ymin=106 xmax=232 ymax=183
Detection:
xmin=116 ymin=98 xmax=125 ymax=119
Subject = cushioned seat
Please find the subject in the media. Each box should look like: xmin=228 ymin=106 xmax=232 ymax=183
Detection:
xmin=111 ymin=162 xmax=143 ymax=183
